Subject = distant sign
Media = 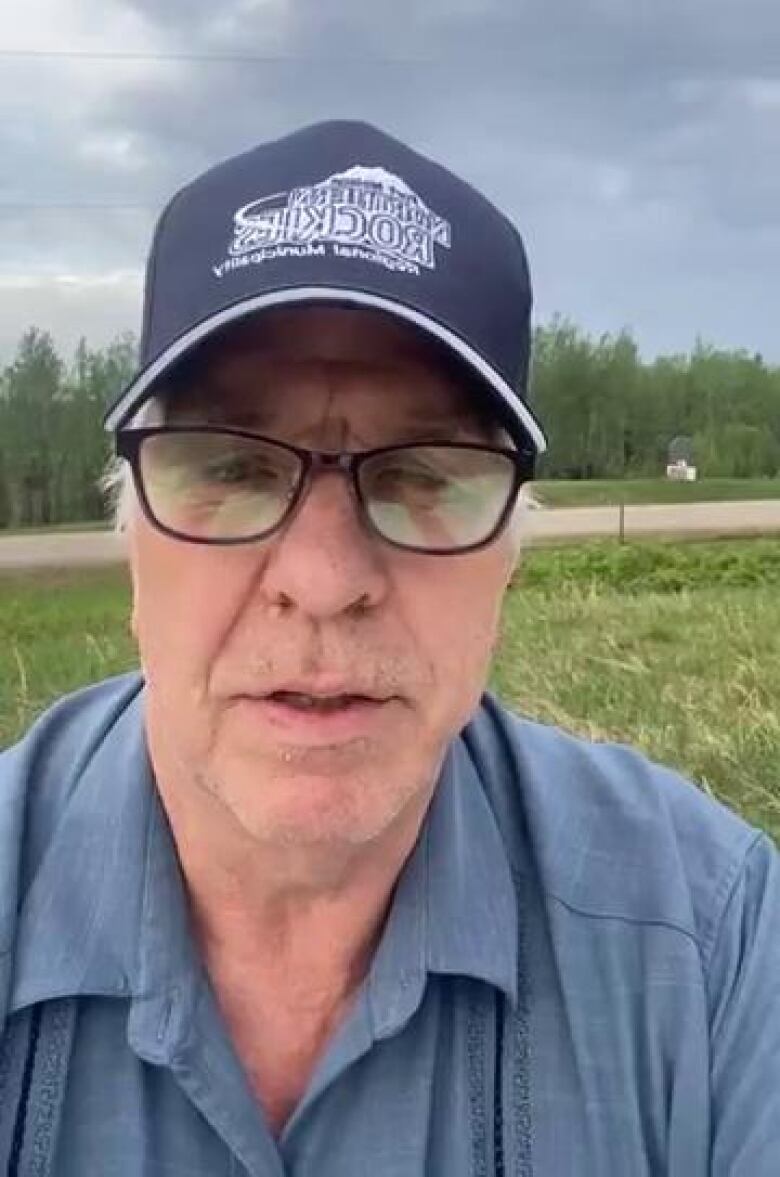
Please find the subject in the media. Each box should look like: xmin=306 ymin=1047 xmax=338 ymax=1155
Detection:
xmin=666 ymin=461 xmax=698 ymax=482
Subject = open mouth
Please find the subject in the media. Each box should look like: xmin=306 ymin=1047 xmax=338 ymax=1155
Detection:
xmin=235 ymin=688 xmax=395 ymax=742
xmin=267 ymin=691 xmax=381 ymax=713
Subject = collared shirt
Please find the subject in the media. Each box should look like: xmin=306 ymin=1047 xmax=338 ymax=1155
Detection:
xmin=0 ymin=673 xmax=778 ymax=1175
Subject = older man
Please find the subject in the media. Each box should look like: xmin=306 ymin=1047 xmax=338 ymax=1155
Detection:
xmin=1 ymin=121 xmax=778 ymax=1176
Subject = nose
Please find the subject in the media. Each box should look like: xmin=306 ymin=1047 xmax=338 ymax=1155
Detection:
xmin=259 ymin=468 xmax=389 ymax=618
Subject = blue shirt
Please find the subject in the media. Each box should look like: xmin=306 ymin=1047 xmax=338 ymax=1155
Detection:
xmin=0 ymin=673 xmax=778 ymax=1175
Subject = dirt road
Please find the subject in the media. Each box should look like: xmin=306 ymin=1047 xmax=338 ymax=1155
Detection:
xmin=524 ymin=499 xmax=780 ymax=543
xmin=0 ymin=530 xmax=125 ymax=571
xmin=1 ymin=500 xmax=780 ymax=570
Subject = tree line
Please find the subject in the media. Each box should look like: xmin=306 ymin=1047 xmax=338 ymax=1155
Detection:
xmin=1 ymin=321 xmax=780 ymax=528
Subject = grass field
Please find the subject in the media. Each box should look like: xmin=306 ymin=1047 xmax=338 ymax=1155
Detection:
xmin=1 ymin=541 xmax=778 ymax=844
xmin=533 ymin=476 xmax=780 ymax=508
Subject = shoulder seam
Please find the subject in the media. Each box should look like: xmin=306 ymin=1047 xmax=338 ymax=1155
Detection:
xmin=543 ymin=889 xmax=703 ymax=949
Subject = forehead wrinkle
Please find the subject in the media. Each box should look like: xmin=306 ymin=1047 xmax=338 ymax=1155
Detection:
xmin=298 ymin=384 xmax=352 ymax=450
xmin=164 ymin=343 xmax=503 ymax=446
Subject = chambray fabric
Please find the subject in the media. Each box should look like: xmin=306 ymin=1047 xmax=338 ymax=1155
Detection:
xmin=0 ymin=673 xmax=778 ymax=1175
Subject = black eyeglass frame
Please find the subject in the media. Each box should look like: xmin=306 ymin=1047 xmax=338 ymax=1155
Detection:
xmin=115 ymin=426 xmax=536 ymax=556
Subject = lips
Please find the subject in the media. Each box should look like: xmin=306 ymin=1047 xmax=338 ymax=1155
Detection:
xmin=261 ymin=676 xmax=394 ymax=704
xmin=268 ymin=690 xmax=375 ymax=712
xmin=232 ymin=685 xmax=395 ymax=745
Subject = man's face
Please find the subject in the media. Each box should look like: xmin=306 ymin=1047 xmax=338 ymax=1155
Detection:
xmin=128 ymin=307 xmax=516 ymax=850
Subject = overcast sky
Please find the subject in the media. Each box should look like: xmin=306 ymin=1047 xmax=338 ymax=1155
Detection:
xmin=2 ymin=0 xmax=779 ymax=368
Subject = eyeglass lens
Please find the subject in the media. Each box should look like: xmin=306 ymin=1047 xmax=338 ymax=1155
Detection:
xmin=137 ymin=430 xmax=516 ymax=551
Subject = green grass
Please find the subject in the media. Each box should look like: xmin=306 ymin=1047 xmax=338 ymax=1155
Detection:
xmin=534 ymin=477 xmax=780 ymax=508
xmin=493 ymin=583 xmax=780 ymax=842
xmin=0 ymin=566 xmax=136 ymax=745
xmin=518 ymin=538 xmax=780 ymax=592
xmin=1 ymin=543 xmax=779 ymax=843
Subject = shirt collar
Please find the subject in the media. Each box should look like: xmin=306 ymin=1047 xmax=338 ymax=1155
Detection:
xmin=11 ymin=693 xmax=518 ymax=1035
xmin=9 ymin=691 xmax=199 ymax=1023
xmin=368 ymin=736 xmax=518 ymax=1037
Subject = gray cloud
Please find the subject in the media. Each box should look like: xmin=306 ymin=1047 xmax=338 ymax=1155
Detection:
xmin=2 ymin=0 xmax=779 ymax=363
xmin=116 ymin=0 xmax=780 ymax=75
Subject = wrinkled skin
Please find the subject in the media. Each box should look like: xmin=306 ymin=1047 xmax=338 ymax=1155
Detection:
xmin=128 ymin=307 xmax=517 ymax=867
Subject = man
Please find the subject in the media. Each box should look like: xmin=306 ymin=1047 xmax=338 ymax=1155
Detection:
xmin=0 ymin=121 xmax=777 ymax=1175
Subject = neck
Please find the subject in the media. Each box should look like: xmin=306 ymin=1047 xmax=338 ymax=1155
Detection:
xmin=156 ymin=776 xmax=432 ymax=1002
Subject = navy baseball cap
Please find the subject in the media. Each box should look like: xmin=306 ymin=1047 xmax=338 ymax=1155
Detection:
xmin=103 ymin=119 xmax=547 ymax=456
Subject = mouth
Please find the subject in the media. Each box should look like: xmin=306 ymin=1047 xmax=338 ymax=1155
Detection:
xmin=232 ymin=686 xmax=398 ymax=744
xmin=267 ymin=690 xmax=383 ymax=713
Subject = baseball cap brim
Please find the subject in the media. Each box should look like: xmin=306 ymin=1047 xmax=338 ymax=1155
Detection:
xmin=102 ymin=285 xmax=547 ymax=454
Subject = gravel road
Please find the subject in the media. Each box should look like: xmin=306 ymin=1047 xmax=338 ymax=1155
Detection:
xmin=1 ymin=500 xmax=780 ymax=570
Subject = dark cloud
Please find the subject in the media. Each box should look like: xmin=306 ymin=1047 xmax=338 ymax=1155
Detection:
xmin=1 ymin=0 xmax=779 ymax=361
xmin=117 ymin=0 xmax=780 ymax=75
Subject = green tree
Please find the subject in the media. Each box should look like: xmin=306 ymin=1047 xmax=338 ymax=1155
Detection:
xmin=58 ymin=334 xmax=137 ymax=522
xmin=2 ymin=320 xmax=780 ymax=532
xmin=0 ymin=329 xmax=63 ymax=526
xmin=0 ymin=330 xmax=137 ymax=528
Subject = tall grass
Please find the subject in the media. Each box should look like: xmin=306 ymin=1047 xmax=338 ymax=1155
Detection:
xmin=534 ymin=477 xmax=780 ymax=508
xmin=494 ymin=582 xmax=780 ymax=841
xmin=2 ymin=542 xmax=779 ymax=843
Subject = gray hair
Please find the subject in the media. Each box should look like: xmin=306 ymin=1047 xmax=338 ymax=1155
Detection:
xmin=100 ymin=397 xmax=164 ymax=535
xmin=100 ymin=456 xmax=136 ymax=534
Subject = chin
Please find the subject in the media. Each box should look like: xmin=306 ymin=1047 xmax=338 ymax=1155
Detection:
xmin=221 ymin=764 xmax=427 ymax=850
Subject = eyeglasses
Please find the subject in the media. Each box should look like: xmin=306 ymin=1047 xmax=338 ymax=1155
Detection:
xmin=115 ymin=427 xmax=534 ymax=556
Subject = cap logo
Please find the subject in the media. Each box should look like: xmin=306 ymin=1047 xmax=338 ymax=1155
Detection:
xmin=212 ymin=165 xmax=452 ymax=280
